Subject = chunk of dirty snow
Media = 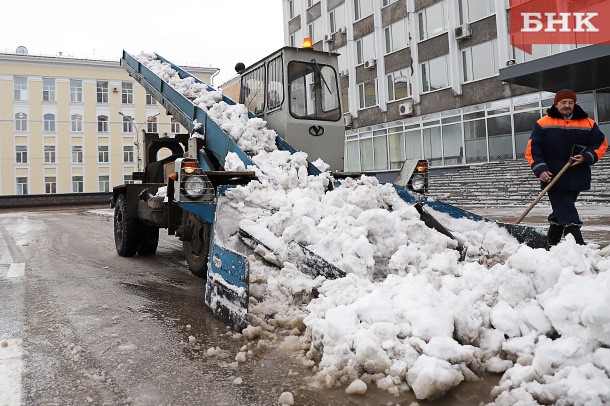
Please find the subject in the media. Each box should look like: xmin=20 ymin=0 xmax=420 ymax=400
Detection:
xmin=235 ymin=351 xmax=247 ymax=362
xmin=345 ymin=379 xmax=367 ymax=395
xmin=207 ymin=347 xmax=220 ymax=356
xmin=232 ymin=377 xmax=243 ymax=385
xmin=278 ymin=391 xmax=294 ymax=405
xmin=406 ymin=355 xmax=464 ymax=400
xmin=242 ymin=325 xmax=262 ymax=340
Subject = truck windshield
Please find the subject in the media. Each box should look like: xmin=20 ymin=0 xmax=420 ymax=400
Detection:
xmin=287 ymin=61 xmax=341 ymax=122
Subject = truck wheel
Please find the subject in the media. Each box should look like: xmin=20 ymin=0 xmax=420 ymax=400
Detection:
xmin=182 ymin=212 xmax=211 ymax=278
xmin=114 ymin=194 xmax=140 ymax=257
xmin=138 ymin=224 xmax=159 ymax=256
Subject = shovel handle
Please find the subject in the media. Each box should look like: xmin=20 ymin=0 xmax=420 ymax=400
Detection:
xmin=514 ymin=159 xmax=574 ymax=224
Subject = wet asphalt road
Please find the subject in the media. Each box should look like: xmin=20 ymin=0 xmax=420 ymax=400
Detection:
xmin=7 ymin=204 xmax=607 ymax=405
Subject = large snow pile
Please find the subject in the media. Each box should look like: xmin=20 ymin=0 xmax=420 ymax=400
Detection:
xmin=135 ymin=52 xmax=610 ymax=404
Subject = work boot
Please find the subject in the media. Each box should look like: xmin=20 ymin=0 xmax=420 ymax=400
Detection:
xmin=564 ymin=225 xmax=585 ymax=245
xmin=546 ymin=224 xmax=564 ymax=248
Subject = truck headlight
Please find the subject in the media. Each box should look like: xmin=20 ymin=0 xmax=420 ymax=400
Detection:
xmin=411 ymin=174 xmax=425 ymax=191
xmin=183 ymin=176 xmax=205 ymax=199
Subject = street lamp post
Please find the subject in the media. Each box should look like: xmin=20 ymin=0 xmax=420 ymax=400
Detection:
xmin=118 ymin=112 xmax=160 ymax=172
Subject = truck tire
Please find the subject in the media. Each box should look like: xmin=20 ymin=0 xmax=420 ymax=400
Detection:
xmin=114 ymin=194 xmax=140 ymax=257
xmin=182 ymin=212 xmax=211 ymax=278
xmin=138 ymin=224 xmax=159 ymax=256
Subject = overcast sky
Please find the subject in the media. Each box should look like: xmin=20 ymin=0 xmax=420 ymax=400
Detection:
xmin=0 ymin=0 xmax=285 ymax=86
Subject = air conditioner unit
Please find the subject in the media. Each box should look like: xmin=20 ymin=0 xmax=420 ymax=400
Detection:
xmin=112 ymin=86 xmax=119 ymax=93
xmin=344 ymin=113 xmax=353 ymax=128
xmin=338 ymin=26 xmax=347 ymax=34
xmin=364 ymin=58 xmax=376 ymax=69
xmin=398 ymin=100 xmax=414 ymax=116
xmin=455 ymin=24 xmax=472 ymax=40
xmin=324 ymin=33 xmax=335 ymax=42
xmin=339 ymin=69 xmax=349 ymax=77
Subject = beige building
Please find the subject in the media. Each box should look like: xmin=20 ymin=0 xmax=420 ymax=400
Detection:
xmin=0 ymin=50 xmax=217 ymax=195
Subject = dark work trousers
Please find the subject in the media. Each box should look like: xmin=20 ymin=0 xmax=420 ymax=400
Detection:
xmin=547 ymin=189 xmax=582 ymax=226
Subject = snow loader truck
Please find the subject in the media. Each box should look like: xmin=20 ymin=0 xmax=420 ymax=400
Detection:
xmin=111 ymin=47 xmax=546 ymax=330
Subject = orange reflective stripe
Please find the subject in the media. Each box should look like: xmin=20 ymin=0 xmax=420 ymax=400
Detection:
xmin=525 ymin=139 xmax=534 ymax=165
xmin=536 ymin=116 xmax=594 ymax=130
xmin=596 ymin=137 xmax=608 ymax=160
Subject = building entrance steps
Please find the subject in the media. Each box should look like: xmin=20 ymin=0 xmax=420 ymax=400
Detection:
xmin=428 ymin=159 xmax=610 ymax=207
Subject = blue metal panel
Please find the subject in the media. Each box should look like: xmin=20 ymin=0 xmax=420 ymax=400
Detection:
xmin=208 ymin=243 xmax=249 ymax=289
xmin=178 ymin=202 xmax=216 ymax=224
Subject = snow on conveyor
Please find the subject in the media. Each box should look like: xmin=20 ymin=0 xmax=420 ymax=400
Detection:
xmin=135 ymin=52 xmax=610 ymax=404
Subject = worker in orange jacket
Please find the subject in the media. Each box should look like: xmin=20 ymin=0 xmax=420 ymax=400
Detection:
xmin=526 ymin=89 xmax=608 ymax=246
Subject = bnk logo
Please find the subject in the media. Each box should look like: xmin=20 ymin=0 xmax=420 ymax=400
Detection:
xmin=510 ymin=0 xmax=610 ymax=54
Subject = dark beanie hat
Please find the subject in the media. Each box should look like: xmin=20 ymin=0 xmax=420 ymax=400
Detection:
xmin=554 ymin=89 xmax=577 ymax=105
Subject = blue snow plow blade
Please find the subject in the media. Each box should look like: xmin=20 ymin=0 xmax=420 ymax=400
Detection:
xmin=393 ymin=185 xmax=547 ymax=249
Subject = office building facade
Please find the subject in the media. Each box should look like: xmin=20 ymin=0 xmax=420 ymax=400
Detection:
xmin=282 ymin=0 xmax=610 ymax=174
xmin=0 ymin=50 xmax=216 ymax=195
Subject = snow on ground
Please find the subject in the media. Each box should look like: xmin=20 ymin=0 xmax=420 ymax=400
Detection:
xmin=135 ymin=52 xmax=610 ymax=404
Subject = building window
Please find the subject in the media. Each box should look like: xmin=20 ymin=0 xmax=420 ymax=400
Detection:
xmin=43 ymin=113 xmax=56 ymax=132
xmin=289 ymin=34 xmax=296 ymax=47
xmin=418 ymin=1 xmax=447 ymax=41
xmin=44 ymin=145 xmax=56 ymax=163
xmin=288 ymin=0 xmax=295 ymax=19
xmin=461 ymin=40 xmax=498 ymax=83
xmin=354 ymin=0 xmax=373 ymax=21
xmin=123 ymin=145 xmax=134 ymax=163
xmin=388 ymin=126 xmax=405 ymax=169
xmin=382 ymin=0 xmax=397 ymax=6
xmin=384 ymin=20 xmax=408 ymax=54
xmin=14 ymin=76 xmax=28 ymax=101
xmin=42 ymin=78 xmax=56 ymax=101
xmin=358 ymin=79 xmax=377 ymax=109
xmin=147 ymin=116 xmax=158 ymax=133
xmin=464 ymin=114 xmax=487 ymax=163
xmin=459 ymin=0 xmax=495 ymax=24
xmin=98 ymin=115 xmax=108 ymax=132
xmin=122 ymin=116 xmax=134 ymax=133
xmin=124 ymin=174 xmax=134 ymax=184
xmin=329 ymin=4 xmax=346 ymax=33
xmin=171 ymin=117 xmax=180 ymax=133
xmin=356 ymin=33 xmax=376 ymax=65
xmin=72 ymin=176 xmax=84 ymax=193
xmin=45 ymin=177 xmax=57 ymax=194
xmin=421 ymin=55 xmax=450 ymax=92
xmin=97 ymin=81 xmax=108 ymax=103
xmin=146 ymin=92 xmax=157 ymax=105
xmin=72 ymin=145 xmax=83 ymax=164
xmin=122 ymin=82 xmax=133 ymax=104
xmin=71 ymin=114 xmax=83 ymax=132
xmin=307 ymin=18 xmax=322 ymax=43
xmin=70 ymin=79 xmax=83 ymax=102
xmin=98 ymin=145 xmax=109 ymax=163
xmin=487 ymin=114 xmax=513 ymax=161
xmin=341 ymin=86 xmax=349 ymax=112
xmin=387 ymin=68 xmax=411 ymax=101
xmin=16 ymin=145 xmax=28 ymax=164
xmin=16 ymin=177 xmax=28 ymax=195
xmin=15 ymin=113 xmax=28 ymax=132
xmin=98 ymin=175 xmax=110 ymax=192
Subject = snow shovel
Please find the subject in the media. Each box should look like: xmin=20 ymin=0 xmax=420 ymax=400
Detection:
xmin=515 ymin=145 xmax=587 ymax=225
